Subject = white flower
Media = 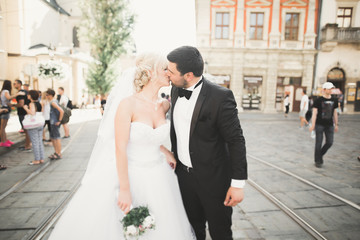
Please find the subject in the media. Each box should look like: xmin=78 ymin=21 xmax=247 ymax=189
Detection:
xmin=37 ymin=60 xmax=68 ymax=80
xmin=125 ymin=225 xmax=138 ymax=236
xmin=143 ymin=215 xmax=155 ymax=228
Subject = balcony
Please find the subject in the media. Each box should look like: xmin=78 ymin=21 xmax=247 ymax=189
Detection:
xmin=320 ymin=24 xmax=360 ymax=51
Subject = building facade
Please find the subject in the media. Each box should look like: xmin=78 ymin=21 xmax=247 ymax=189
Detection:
xmin=315 ymin=0 xmax=360 ymax=113
xmin=196 ymin=0 xmax=319 ymax=112
xmin=0 ymin=0 xmax=89 ymax=106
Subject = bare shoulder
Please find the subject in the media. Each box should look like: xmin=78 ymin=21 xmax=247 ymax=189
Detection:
xmin=116 ymin=95 xmax=135 ymax=114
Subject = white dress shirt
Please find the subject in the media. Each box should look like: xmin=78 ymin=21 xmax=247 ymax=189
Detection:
xmin=173 ymin=78 xmax=245 ymax=188
xmin=173 ymin=79 xmax=202 ymax=168
xmin=59 ymin=95 xmax=69 ymax=107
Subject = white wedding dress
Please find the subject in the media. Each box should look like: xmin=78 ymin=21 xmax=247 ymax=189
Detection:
xmin=49 ymin=121 xmax=196 ymax=239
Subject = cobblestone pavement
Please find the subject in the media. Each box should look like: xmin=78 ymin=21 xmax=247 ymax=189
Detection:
xmin=234 ymin=112 xmax=360 ymax=239
xmin=0 ymin=110 xmax=359 ymax=240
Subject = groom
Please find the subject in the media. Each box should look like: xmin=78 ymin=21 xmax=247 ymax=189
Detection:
xmin=167 ymin=46 xmax=247 ymax=240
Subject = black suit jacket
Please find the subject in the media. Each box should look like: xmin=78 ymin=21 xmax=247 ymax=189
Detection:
xmin=170 ymin=78 xmax=247 ymax=197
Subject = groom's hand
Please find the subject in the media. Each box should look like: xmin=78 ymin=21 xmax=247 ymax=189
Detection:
xmin=224 ymin=187 xmax=244 ymax=207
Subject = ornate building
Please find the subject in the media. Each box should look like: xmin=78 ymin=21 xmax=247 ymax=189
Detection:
xmin=196 ymin=0 xmax=319 ymax=112
xmin=315 ymin=0 xmax=360 ymax=113
xmin=0 ymin=0 xmax=89 ymax=106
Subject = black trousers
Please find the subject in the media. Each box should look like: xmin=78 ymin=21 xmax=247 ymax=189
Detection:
xmin=285 ymin=105 xmax=289 ymax=114
xmin=176 ymin=168 xmax=233 ymax=240
xmin=315 ymin=125 xmax=334 ymax=164
xmin=18 ymin=114 xmax=25 ymax=129
xmin=44 ymin=120 xmax=51 ymax=136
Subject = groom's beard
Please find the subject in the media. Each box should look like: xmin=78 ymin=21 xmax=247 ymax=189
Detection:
xmin=171 ymin=77 xmax=187 ymax=89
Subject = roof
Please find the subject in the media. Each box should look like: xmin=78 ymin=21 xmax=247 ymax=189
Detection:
xmin=42 ymin=0 xmax=71 ymax=16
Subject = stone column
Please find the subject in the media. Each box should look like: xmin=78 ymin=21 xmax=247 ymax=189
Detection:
xmin=304 ymin=0 xmax=317 ymax=49
xmin=263 ymin=51 xmax=278 ymax=113
xmin=196 ymin=0 xmax=211 ymax=48
xmin=302 ymin=51 xmax=315 ymax=93
xmin=234 ymin=0 xmax=245 ymax=48
xmin=269 ymin=0 xmax=281 ymax=48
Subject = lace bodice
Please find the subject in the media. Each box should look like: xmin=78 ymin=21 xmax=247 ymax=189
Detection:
xmin=126 ymin=121 xmax=170 ymax=167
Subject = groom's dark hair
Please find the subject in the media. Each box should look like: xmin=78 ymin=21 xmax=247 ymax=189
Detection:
xmin=167 ymin=46 xmax=204 ymax=77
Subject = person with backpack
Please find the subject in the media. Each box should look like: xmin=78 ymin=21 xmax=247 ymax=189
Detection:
xmin=57 ymin=87 xmax=71 ymax=138
xmin=46 ymin=89 xmax=64 ymax=160
xmin=309 ymin=82 xmax=339 ymax=168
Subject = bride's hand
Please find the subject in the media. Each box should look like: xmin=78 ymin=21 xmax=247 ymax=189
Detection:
xmin=165 ymin=152 xmax=177 ymax=169
xmin=117 ymin=189 xmax=132 ymax=214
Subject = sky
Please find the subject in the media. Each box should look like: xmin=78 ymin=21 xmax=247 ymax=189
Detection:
xmin=130 ymin=0 xmax=196 ymax=54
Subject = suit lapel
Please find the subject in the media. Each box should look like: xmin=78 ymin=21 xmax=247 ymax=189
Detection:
xmin=190 ymin=78 xmax=208 ymax=137
xmin=170 ymin=86 xmax=179 ymax=153
xmin=170 ymin=86 xmax=179 ymax=126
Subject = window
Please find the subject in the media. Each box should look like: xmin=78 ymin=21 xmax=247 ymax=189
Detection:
xmin=215 ymin=12 xmax=229 ymax=39
xmin=250 ymin=13 xmax=264 ymax=40
xmin=289 ymin=77 xmax=301 ymax=86
xmin=285 ymin=13 xmax=299 ymax=40
xmin=337 ymin=7 xmax=352 ymax=27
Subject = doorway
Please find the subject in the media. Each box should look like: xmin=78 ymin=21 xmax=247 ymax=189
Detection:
xmin=327 ymin=68 xmax=345 ymax=93
xmin=355 ymin=81 xmax=360 ymax=112
xmin=327 ymin=68 xmax=345 ymax=111
xmin=242 ymin=76 xmax=262 ymax=110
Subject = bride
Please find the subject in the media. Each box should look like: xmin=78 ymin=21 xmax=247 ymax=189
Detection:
xmin=49 ymin=52 xmax=196 ymax=239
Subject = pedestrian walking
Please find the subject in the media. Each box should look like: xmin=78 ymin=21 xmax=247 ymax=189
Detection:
xmin=309 ymin=82 xmax=339 ymax=168
xmin=1 ymin=80 xmax=23 ymax=147
xmin=46 ymin=89 xmax=64 ymax=160
xmin=305 ymin=96 xmax=313 ymax=123
xmin=299 ymin=89 xmax=309 ymax=129
xmin=57 ymin=87 xmax=70 ymax=138
xmin=338 ymin=90 xmax=344 ymax=113
xmin=24 ymin=90 xmax=45 ymax=165
xmin=100 ymin=95 xmax=107 ymax=115
xmin=13 ymin=79 xmax=31 ymax=150
xmin=80 ymin=95 xmax=87 ymax=109
xmin=284 ymin=94 xmax=290 ymax=117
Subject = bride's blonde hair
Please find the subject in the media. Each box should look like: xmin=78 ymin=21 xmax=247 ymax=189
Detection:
xmin=134 ymin=52 xmax=168 ymax=92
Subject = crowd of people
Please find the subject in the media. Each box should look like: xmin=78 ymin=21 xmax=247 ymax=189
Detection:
xmin=0 ymin=80 xmax=73 ymax=169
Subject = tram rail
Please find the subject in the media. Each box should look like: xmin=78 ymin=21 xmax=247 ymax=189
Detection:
xmin=247 ymin=153 xmax=359 ymax=240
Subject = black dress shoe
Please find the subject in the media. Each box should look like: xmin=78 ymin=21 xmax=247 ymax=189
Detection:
xmin=315 ymin=163 xmax=323 ymax=168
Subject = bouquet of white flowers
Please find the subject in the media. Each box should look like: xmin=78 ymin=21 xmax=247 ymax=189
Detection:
xmin=121 ymin=206 xmax=155 ymax=239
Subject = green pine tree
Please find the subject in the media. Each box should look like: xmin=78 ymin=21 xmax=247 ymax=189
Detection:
xmin=80 ymin=0 xmax=135 ymax=96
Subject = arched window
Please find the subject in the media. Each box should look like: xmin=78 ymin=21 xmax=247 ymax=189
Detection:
xmin=73 ymin=26 xmax=80 ymax=48
xmin=327 ymin=68 xmax=345 ymax=96
xmin=327 ymin=68 xmax=345 ymax=81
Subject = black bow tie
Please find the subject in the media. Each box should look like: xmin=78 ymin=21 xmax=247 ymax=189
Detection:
xmin=178 ymin=80 xmax=203 ymax=100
